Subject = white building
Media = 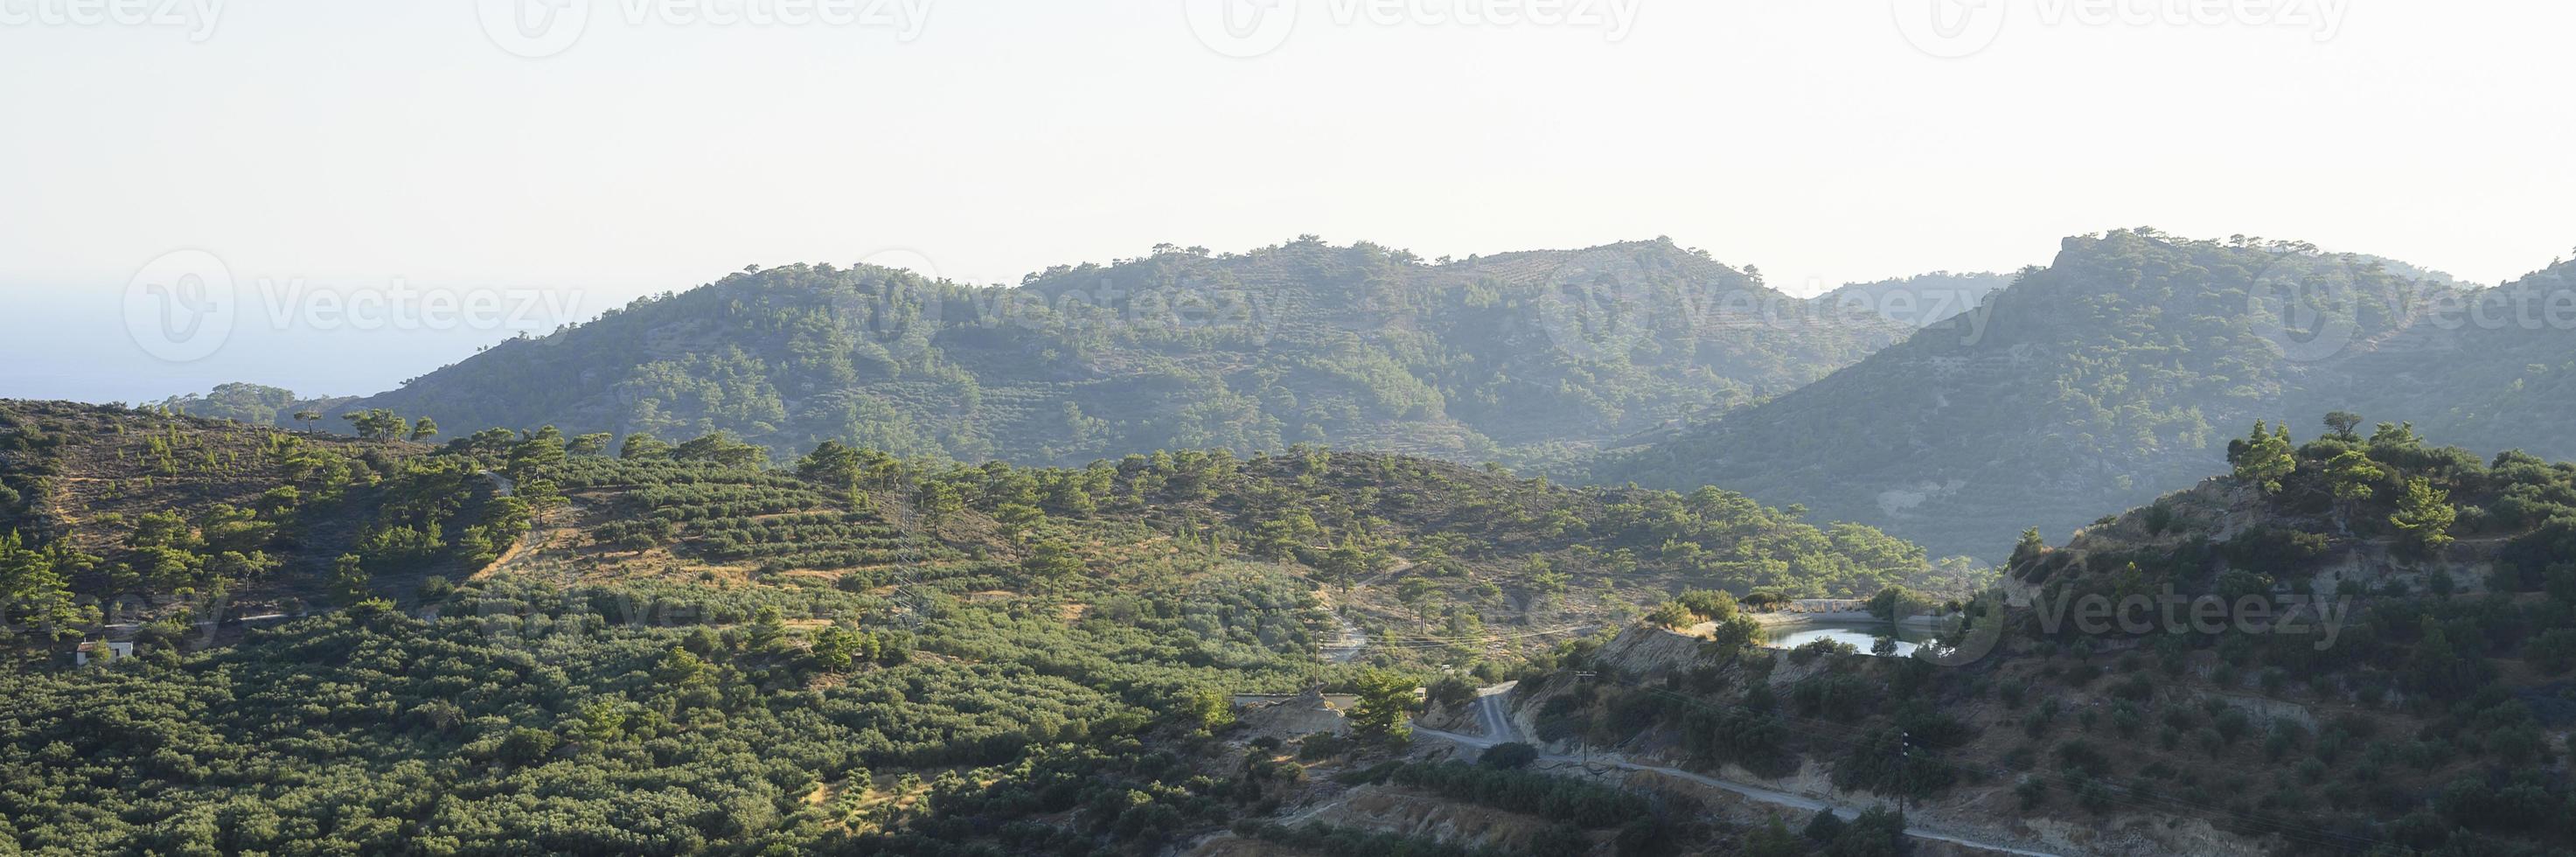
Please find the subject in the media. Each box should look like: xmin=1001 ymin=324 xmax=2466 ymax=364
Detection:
xmin=73 ymin=641 xmax=134 ymax=665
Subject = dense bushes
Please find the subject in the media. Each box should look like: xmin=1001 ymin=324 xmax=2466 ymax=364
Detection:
xmin=1348 ymin=761 xmax=1650 ymax=830
xmin=0 ymin=401 xmax=2002 ymax=854
xmin=0 ymin=561 xmax=1332 ymax=854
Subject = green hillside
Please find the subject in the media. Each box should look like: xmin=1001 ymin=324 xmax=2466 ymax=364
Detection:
xmin=2291 ymin=255 xmax=2576 ymax=461
xmin=1512 ymin=418 xmax=2576 ymax=855
xmin=1603 ymin=229 xmax=2563 ymax=560
xmin=0 ymin=400 xmax=1976 ymax=854
xmin=311 ymin=238 xmax=1901 ymax=470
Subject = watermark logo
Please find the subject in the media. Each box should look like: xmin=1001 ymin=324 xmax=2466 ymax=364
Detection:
xmin=1909 ymin=602 xmax=2004 ymax=666
xmin=1896 ymin=0 xmax=2350 ymax=59
xmin=1917 ymin=585 xmax=2356 ymax=666
xmin=477 ymin=0 xmax=934 ymax=59
xmin=0 ymin=0 xmax=223 ymax=41
xmin=478 ymin=0 xmax=591 ymax=58
xmin=1531 ymin=259 xmax=1657 ymax=363
xmin=1891 ymin=0 xmax=2005 ymax=59
xmin=118 ymin=249 xmax=588 ymax=364
xmin=1185 ymin=0 xmax=1298 ymax=59
xmin=2247 ymin=250 xmax=2370 ymax=364
xmin=125 ymin=249 xmax=237 ymax=364
xmin=1186 ymin=0 xmax=1642 ymax=59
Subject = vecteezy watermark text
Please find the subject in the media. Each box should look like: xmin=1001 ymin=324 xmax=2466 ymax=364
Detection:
xmin=2249 ymin=249 xmax=2576 ymax=364
xmin=251 ymin=279 xmax=582 ymax=333
xmin=1186 ymin=0 xmax=1641 ymax=59
xmin=1528 ymin=262 xmax=2007 ymax=362
xmin=122 ymin=249 xmax=586 ymax=364
xmin=1894 ymin=0 xmax=2350 ymax=59
xmin=2027 ymin=585 xmax=2352 ymax=651
xmin=0 ymin=0 xmax=221 ymax=40
xmin=838 ymin=247 xmax=1286 ymax=347
xmin=478 ymin=0 xmax=933 ymax=58
xmin=840 ymin=275 xmax=1284 ymax=345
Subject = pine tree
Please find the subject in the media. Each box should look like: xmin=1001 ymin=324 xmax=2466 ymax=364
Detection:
xmin=2232 ymin=421 xmax=2296 ymax=493
xmin=2325 ymin=449 xmax=2380 ymax=533
xmin=2391 ymin=477 xmax=2457 ymax=556
xmin=328 ymin=554 xmax=369 ymax=604
xmin=797 ymin=440 xmax=864 ymax=487
xmin=1348 ymin=669 xmax=1417 ymax=742
xmin=2009 ymin=527 xmax=2048 ymax=567
xmin=0 ymin=533 xmax=92 ymax=640
xmin=619 ymin=433 xmax=672 ymax=459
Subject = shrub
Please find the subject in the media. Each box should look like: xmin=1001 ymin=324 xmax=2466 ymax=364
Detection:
xmin=1480 ymin=742 xmax=1540 ymax=770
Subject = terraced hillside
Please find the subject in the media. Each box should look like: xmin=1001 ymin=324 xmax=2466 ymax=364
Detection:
xmin=0 ymin=401 xmax=1987 ymax=854
xmin=0 ymin=400 xmax=514 ymax=622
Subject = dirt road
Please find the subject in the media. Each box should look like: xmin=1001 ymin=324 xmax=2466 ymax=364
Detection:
xmin=1413 ymin=684 xmax=2063 ymax=857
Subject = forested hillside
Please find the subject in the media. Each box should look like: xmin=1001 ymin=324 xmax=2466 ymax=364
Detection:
xmin=0 ymin=401 xmax=517 ymax=621
xmin=0 ymin=400 xmax=1974 ymax=653
xmin=0 ymin=401 xmax=1980 ymax=854
xmin=2291 ymin=255 xmax=2576 ymax=461
xmin=1605 ymin=229 xmax=2570 ymax=560
xmin=1515 ymin=417 xmax=2576 ymax=855
xmin=301 ymin=237 xmax=1901 ymax=470
xmin=1959 ymin=416 xmax=2576 ymax=854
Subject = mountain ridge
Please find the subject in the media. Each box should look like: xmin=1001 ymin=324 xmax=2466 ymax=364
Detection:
xmin=253 ymin=237 xmax=1915 ymax=470
xmin=1601 ymin=228 xmax=2570 ymax=560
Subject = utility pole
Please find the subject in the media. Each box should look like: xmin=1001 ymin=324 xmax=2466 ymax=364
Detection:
xmin=1897 ymin=730 xmax=1912 ymax=814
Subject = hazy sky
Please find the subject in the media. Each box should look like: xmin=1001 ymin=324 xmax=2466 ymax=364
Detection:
xmin=3 ymin=0 xmax=2571 ymax=401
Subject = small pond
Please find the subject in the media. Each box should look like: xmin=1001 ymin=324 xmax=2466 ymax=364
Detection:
xmin=1762 ymin=621 xmax=1937 ymax=658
